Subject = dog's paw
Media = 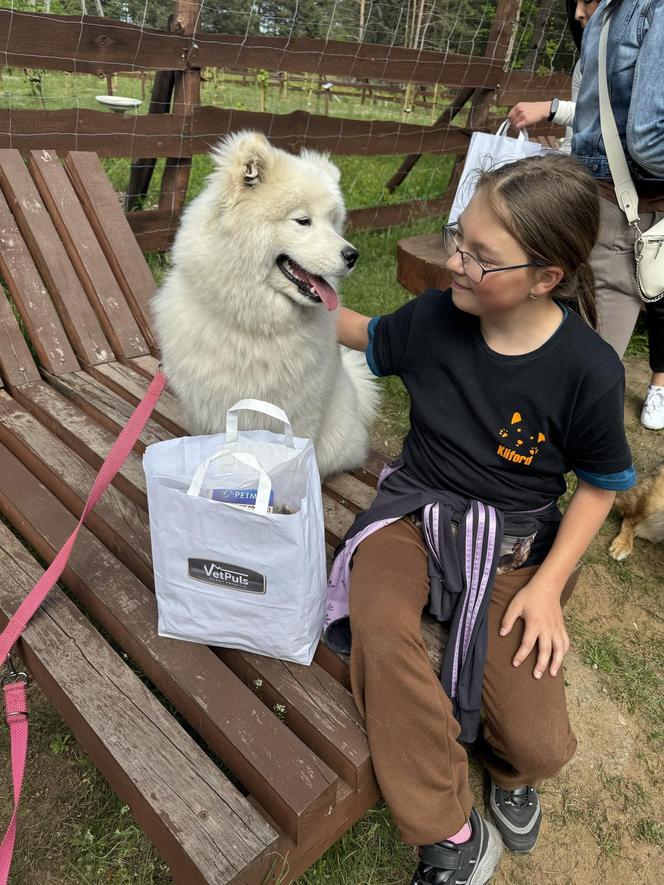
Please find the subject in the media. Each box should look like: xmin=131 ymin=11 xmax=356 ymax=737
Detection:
xmin=608 ymin=534 xmax=632 ymax=561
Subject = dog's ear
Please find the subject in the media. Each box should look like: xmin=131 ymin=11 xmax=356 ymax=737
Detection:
xmin=210 ymin=130 xmax=273 ymax=193
xmin=298 ymin=149 xmax=341 ymax=184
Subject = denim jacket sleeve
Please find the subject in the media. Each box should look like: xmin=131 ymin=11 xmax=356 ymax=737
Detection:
xmin=573 ymin=0 xmax=664 ymax=183
xmin=627 ymin=1 xmax=664 ymax=177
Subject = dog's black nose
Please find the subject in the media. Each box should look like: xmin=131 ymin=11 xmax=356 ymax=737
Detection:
xmin=342 ymin=246 xmax=359 ymax=269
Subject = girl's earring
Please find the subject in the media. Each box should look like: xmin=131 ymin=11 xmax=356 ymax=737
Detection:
xmin=528 ymin=292 xmax=539 ymax=301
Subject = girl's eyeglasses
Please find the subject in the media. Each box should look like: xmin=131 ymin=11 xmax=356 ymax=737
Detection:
xmin=442 ymin=224 xmax=546 ymax=284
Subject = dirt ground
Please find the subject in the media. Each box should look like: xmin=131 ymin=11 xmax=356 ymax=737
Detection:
xmin=0 ymin=357 xmax=662 ymax=884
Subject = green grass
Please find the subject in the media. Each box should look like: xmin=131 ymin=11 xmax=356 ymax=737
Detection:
xmin=296 ymin=804 xmax=416 ymax=885
xmin=0 ymin=68 xmax=450 ymax=127
xmin=103 ymin=151 xmax=455 ymax=216
xmin=567 ymin=617 xmax=664 ymax=749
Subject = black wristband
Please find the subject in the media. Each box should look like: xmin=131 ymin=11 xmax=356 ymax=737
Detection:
xmin=548 ymin=97 xmax=560 ymax=122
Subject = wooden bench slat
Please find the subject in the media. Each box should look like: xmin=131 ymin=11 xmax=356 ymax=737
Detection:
xmin=0 ymin=188 xmax=80 ymax=375
xmin=26 ymin=150 xmax=149 ymax=359
xmin=0 ymin=148 xmax=113 ymax=366
xmin=0 ymin=282 xmax=41 ymax=387
xmin=64 ymin=151 xmax=158 ymax=351
xmin=0 ymin=522 xmax=279 ymax=885
xmin=126 ymin=353 xmax=162 ymax=379
xmin=219 ymin=649 xmax=373 ymax=791
xmin=44 ymin=369 xmax=172 ymax=449
xmin=353 ymin=449 xmax=385 ymax=483
xmin=0 ymin=443 xmax=343 ymax=846
xmin=86 ymin=359 xmax=189 ymax=436
xmin=13 ymin=380 xmax=148 ymax=508
xmin=0 ymin=389 xmax=154 ymax=588
xmin=322 ymin=494 xmax=357 ymax=545
xmin=324 ymin=472 xmax=376 ymax=512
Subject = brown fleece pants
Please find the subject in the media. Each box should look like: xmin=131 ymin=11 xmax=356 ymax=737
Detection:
xmin=349 ymin=517 xmax=577 ymax=846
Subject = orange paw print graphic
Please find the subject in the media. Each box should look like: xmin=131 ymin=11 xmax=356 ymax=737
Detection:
xmin=496 ymin=411 xmax=546 ymax=467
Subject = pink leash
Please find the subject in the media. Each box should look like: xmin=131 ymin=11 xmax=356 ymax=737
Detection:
xmin=0 ymin=369 xmax=167 ymax=885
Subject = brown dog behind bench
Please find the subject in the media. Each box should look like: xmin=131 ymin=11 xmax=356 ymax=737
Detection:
xmin=609 ymin=461 xmax=664 ymax=560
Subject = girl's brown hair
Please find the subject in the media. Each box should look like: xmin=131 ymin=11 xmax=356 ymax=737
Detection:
xmin=475 ymin=152 xmax=600 ymax=328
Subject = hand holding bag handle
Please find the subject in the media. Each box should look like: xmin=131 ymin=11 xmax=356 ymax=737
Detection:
xmin=598 ymin=17 xmax=664 ymax=302
xmin=495 ymin=120 xmax=530 ymax=142
xmin=187 ymin=450 xmax=273 ymax=514
xmin=225 ymin=399 xmax=294 ymax=446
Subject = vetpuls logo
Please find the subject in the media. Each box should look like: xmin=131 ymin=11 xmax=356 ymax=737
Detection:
xmin=497 ymin=411 xmax=546 ymax=467
xmin=188 ymin=559 xmax=266 ymax=594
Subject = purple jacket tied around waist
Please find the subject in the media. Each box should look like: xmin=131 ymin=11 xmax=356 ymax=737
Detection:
xmin=324 ymin=459 xmax=556 ymax=742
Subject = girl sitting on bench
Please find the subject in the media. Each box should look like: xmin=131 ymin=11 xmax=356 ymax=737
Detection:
xmin=327 ymin=152 xmax=634 ymax=885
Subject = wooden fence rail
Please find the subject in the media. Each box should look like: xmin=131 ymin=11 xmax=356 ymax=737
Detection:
xmin=0 ymin=3 xmax=570 ymax=251
xmin=0 ymin=107 xmax=472 ymax=157
xmin=0 ymin=9 xmax=506 ymax=88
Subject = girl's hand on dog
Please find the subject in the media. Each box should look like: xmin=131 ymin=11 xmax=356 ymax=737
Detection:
xmin=499 ymin=582 xmax=570 ymax=680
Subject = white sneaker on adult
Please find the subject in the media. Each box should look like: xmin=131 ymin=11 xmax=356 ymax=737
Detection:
xmin=641 ymin=385 xmax=664 ymax=430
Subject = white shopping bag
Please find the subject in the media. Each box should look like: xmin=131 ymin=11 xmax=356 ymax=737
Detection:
xmin=448 ymin=121 xmax=548 ymax=224
xmin=143 ymin=399 xmax=327 ymax=665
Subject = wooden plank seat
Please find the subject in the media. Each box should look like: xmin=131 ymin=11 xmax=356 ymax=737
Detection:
xmin=0 ymin=148 xmax=579 ymax=882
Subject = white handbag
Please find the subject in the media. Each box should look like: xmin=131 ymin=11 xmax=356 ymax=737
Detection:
xmin=143 ymin=399 xmax=327 ymax=665
xmin=598 ymin=18 xmax=664 ymax=303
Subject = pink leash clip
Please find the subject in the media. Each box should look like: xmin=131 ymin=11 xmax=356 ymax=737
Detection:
xmin=0 ymin=652 xmax=29 ymax=885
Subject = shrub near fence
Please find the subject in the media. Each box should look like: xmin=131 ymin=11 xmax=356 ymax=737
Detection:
xmin=0 ymin=0 xmax=571 ymax=249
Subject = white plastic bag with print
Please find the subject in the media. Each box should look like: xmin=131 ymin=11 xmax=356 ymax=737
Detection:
xmin=143 ymin=399 xmax=327 ymax=665
xmin=448 ymin=121 xmax=548 ymax=224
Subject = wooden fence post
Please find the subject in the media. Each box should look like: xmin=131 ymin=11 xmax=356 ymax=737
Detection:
xmin=125 ymin=69 xmax=176 ymax=211
xmin=385 ymin=0 xmax=523 ymax=195
xmin=158 ymin=0 xmax=201 ymax=218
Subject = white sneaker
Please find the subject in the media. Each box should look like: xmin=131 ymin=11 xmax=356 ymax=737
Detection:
xmin=641 ymin=385 xmax=664 ymax=430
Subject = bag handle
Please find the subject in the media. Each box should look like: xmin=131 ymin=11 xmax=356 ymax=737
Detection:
xmin=225 ymin=399 xmax=294 ymax=446
xmin=598 ymin=17 xmax=640 ymax=224
xmin=187 ymin=450 xmax=273 ymax=514
xmin=495 ymin=119 xmax=530 ymax=142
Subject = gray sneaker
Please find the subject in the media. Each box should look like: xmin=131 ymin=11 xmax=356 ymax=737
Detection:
xmin=410 ymin=807 xmax=503 ymax=884
xmin=486 ymin=779 xmax=541 ymax=854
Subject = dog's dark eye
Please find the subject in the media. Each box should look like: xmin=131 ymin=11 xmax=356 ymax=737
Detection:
xmin=295 ymin=217 xmax=311 ymax=226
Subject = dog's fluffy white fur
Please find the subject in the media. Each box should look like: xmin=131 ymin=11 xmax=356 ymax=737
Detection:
xmin=152 ymin=131 xmax=379 ymax=478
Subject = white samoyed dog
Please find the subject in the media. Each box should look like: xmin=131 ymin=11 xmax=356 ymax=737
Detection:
xmin=152 ymin=131 xmax=380 ymax=479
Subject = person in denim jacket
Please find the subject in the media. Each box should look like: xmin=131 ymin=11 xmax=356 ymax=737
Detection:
xmin=573 ymin=0 xmax=664 ymax=430
xmin=508 ymin=2 xmax=599 ymax=154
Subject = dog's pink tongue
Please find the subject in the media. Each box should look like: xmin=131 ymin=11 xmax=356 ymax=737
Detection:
xmin=304 ymin=270 xmax=339 ymax=311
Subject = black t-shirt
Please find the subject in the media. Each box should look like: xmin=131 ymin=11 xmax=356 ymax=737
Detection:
xmin=368 ymin=289 xmax=633 ymax=512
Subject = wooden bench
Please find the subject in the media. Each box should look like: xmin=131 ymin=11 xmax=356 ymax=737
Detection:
xmin=0 ymin=146 xmax=455 ymax=882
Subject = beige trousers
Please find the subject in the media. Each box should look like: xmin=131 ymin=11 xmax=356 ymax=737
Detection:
xmin=591 ymin=196 xmax=664 ymax=367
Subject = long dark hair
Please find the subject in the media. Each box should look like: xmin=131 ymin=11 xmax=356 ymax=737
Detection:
xmin=565 ymin=0 xmax=584 ymax=51
xmin=475 ymin=154 xmax=600 ymax=329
